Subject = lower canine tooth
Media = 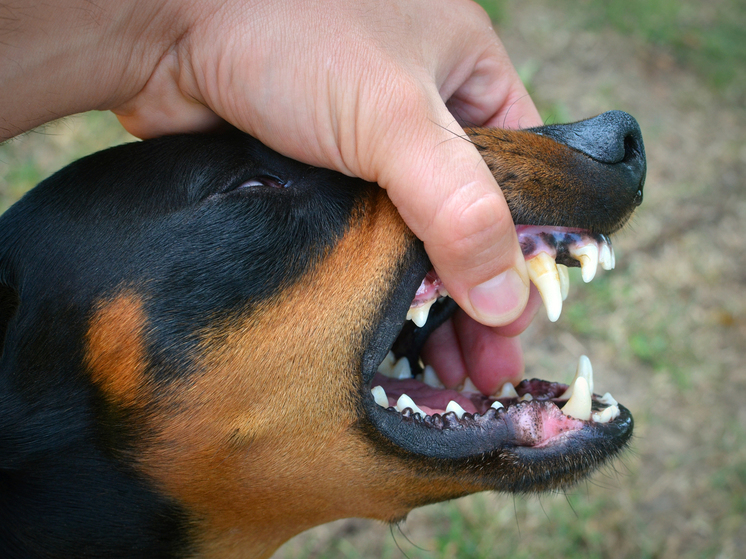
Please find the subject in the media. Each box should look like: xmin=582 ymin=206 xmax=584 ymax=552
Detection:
xmin=561 ymin=377 xmax=592 ymax=420
xmin=561 ymin=355 xmax=594 ymax=398
xmin=445 ymin=400 xmax=466 ymax=419
xmin=572 ymin=244 xmax=599 ymax=283
xmin=592 ymin=405 xmax=620 ymax=424
xmin=396 ymin=394 xmax=424 ymax=416
xmin=371 ymin=386 xmax=389 ymax=408
xmin=527 ymin=252 xmax=563 ymax=322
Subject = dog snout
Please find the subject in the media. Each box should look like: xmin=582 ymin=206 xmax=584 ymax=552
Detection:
xmin=531 ymin=110 xmax=646 ymax=202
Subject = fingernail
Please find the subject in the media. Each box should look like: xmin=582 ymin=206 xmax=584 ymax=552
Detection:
xmin=469 ymin=267 xmax=529 ymax=326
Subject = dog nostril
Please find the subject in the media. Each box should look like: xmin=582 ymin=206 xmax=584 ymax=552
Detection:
xmin=622 ymin=133 xmax=642 ymax=163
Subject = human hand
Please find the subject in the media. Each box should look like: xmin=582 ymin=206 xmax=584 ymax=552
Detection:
xmin=0 ymin=0 xmax=543 ymax=388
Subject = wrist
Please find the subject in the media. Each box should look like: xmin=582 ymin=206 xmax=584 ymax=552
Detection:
xmin=0 ymin=0 xmax=193 ymax=141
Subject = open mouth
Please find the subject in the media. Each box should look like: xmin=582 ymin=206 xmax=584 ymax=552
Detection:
xmin=362 ymin=225 xmax=633 ymax=483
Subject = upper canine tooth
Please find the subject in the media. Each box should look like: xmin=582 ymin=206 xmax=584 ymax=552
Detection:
xmin=445 ymin=400 xmax=466 ymax=419
xmin=571 ymin=244 xmax=599 ymax=283
xmin=371 ymin=385 xmax=389 ymax=408
xmin=557 ymin=263 xmax=570 ymax=301
xmin=406 ymin=299 xmax=435 ymax=327
xmin=497 ymin=382 xmax=519 ymax=399
xmin=599 ymin=242 xmax=613 ymax=270
xmin=396 ymin=394 xmax=424 ymax=416
xmin=561 ymin=377 xmax=592 ymax=420
xmin=422 ymin=365 xmax=444 ymax=388
xmin=561 ymin=355 xmax=594 ymax=398
xmin=526 ymin=252 xmax=563 ymax=322
xmin=592 ymin=405 xmax=620 ymax=424
xmin=391 ymin=357 xmax=412 ymax=379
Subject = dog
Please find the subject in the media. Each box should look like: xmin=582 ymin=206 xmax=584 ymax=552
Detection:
xmin=0 ymin=110 xmax=646 ymax=558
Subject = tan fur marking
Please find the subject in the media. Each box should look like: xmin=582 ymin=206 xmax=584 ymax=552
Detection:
xmin=133 ymin=191 xmax=479 ymax=558
xmin=85 ymin=292 xmax=150 ymax=409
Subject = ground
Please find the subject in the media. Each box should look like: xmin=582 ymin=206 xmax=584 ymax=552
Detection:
xmin=1 ymin=1 xmax=744 ymax=557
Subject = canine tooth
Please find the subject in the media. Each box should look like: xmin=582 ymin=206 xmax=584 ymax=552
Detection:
xmin=461 ymin=378 xmax=479 ymax=394
xmin=391 ymin=357 xmax=412 ymax=379
xmin=592 ymin=405 xmax=620 ymax=424
xmin=611 ymin=246 xmax=616 ymax=269
xmin=599 ymin=243 xmax=613 ymax=270
xmin=519 ymin=393 xmax=533 ymax=401
xmin=422 ymin=365 xmax=444 ymax=388
xmin=598 ymin=392 xmax=618 ymax=406
xmin=406 ymin=299 xmax=435 ymax=327
xmin=490 ymin=401 xmax=504 ymax=410
xmin=561 ymin=377 xmax=592 ymax=420
xmin=526 ymin=252 xmax=563 ymax=322
xmin=561 ymin=355 xmax=594 ymax=399
xmin=396 ymin=394 xmax=424 ymax=416
xmin=557 ymin=263 xmax=570 ymax=301
xmin=497 ymin=382 xmax=519 ymax=399
xmin=371 ymin=386 xmax=389 ymax=408
xmin=445 ymin=400 xmax=466 ymax=419
xmin=572 ymin=244 xmax=599 ymax=283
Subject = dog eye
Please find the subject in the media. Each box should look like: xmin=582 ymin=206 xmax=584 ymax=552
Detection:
xmin=236 ymin=175 xmax=286 ymax=190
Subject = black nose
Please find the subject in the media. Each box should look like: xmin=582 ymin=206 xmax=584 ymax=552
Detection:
xmin=530 ymin=110 xmax=647 ymax=202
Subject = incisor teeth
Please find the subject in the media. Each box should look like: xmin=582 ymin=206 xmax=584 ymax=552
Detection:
xmin=526 ymin=252 xmax=563 ymax=322
xmin=395 ymin=394 xmax=424 ymax=416
xmin=557 ymin=263 xmax=570 ymax=301
xmin=497 ymin=382 xmax=519 ymax=399
xmin=561 ymin=376 xmax=592 ymax=420
xmin=490 ymin=400 xmax=504 ymax=410
xmin=406 ymin=299 xmax=435 ymax=327
xmin=561 ymin=355 xmax=594 ymax=398
xmin=599 ymin=243 xmax=613 ymax=270
xmin=519 ymin=393 xmax=533 ymax=401
xmin=422 ymin=365 xmax=444 ymax=388
xmin=598 ymin=392 xmax=618 ymax=407
xmin=592 ymin=405 xmax=620 ymax=424
xmin=572 ymin=244 xmax=599 ymax=283
xmin=371 ymin=385 xmax=389 ymax=408
xmin=445 ymin=400 xmax=466 ymax=419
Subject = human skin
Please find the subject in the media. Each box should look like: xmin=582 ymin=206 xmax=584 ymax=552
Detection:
xmin=0 ymin=0 xmax=542 ymax=386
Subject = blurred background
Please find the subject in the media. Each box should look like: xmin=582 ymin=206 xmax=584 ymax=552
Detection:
xmin=1 ymin=0 xmax=744 ymax=557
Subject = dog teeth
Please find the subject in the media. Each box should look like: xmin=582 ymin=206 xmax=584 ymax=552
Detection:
xmin=445 ymin=400 xmax=466 ymax=419
xmin=371 ymin=385 xmax=389 ymax=408
xmin=598 ymin=392 xmax=618 ymax=406
xmin=519 ymin=393 xmax=533 ymax=401
xmin=422 ymin=365 xmax=444 ymax=388
xmin=561 ymin=376 xmax=592 ymax=420
xmin=395 ymin=394 xmax=424 ymax=417
xmin=570 ymin=244 xmax=599 ymax=283
xmin=377 ymin=355 xmax=412 ymax=379
xmin=406 ymin=298 xmax=435 ymax=327
xmin=557 ymin=263 xmax=570 ymax=301
xmin=599 ymin=242 xmax=614 ymax=270
xmin=561 ymin=355 xmax=594 ymax=398
xmin=490 ymin=400 xmax=504 ymax=410
xmin=461 ymin=377 xmax=479 ymax=394
xmin=526 ymin=252 xmax=563 ymax=322
xmin=497 ymin=382 xmax=519 ymax=399
xmin=592 ymin=405 xmax=620 ymax=424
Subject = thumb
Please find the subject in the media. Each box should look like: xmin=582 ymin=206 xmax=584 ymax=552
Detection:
xmin=378 ymin=98 xmax=530 ymax=327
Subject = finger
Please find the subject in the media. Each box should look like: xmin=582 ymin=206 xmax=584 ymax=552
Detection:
xmin=378 ymin=89 xmax=530 ymax=327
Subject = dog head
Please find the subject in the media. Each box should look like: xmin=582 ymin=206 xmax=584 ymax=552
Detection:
xmin=0 ymin=111 xmax=645 ymax=558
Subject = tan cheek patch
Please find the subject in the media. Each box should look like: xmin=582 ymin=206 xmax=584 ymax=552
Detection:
xmin=85 ymin=291 xmax=151 ymax=409
xmin=131 ymin=191 xmax=453 ymax=553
